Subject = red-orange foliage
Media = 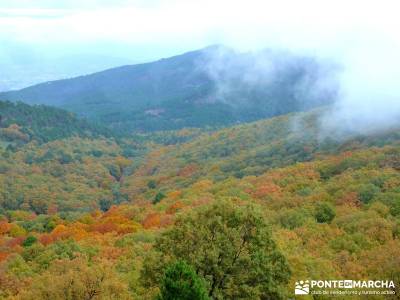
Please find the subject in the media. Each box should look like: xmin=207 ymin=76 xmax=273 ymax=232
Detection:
xmin=91 ymin=210 xmax=102 ymax=219
xmin=191 ymin=196 xmax=213 ymax=207
xmin=0 ymin=222 xmax=12 ymax=235
xmin=167 ymin=190 xmax=182 ymax=200
xmin=102 ymin=206 xmax=120 ymax=218
xmin=159 ymin=215 xmax=174 ymax=227
xmin=90 ymin=222 xmax=118 ymax=234
xmin=192 ymin=180 xmax=213 ymax=191
xmin=6 ymin=237 xmax=24 ymax=248
xmin=50 ymin=224 xmax=71 ymax=241
xmin=47 ymin=204 xmax=58 ymax=215
xmin=116 ymin=224 xmax=139 ymax=234
xmin=142 ymin=213 xmax=161 ymax=229
xmin=0 ymin=251 xmax=9 ymax=262
xmin=166 ymin=201 xmax=184 ymax=214
xmin=178 ymin=164 xmax=198 ymax=177
xmin=100 ymin=247 xmax=125 ymax=260
xmin=39 ymin=234 xmax=54 ymax=246
xmin=337 ymin=192 xmax=361 ymax=207
xmin=252 ymin=183 xmax=281 ymax=198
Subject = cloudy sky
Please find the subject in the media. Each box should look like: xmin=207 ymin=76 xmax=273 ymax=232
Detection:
xmin=0 ymin=0 xmax=399 ymax=61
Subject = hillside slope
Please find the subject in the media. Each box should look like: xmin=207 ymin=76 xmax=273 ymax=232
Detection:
xmin=0 ymin=46 xmax=336 ymax=132
xmin=0 ymin=109 xmax=399 ymax=299
xmin=0 ymin=100 xmax=110 ymax=145
xmin=122 ymin=108 xmax=400 ymax=197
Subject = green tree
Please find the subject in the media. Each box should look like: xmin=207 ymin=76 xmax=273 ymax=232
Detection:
xmin=142 ymin=199 xmax=291 ymax=299
xmin=314 ymin=202 xmax=336 ymax=223
xmin=22 ymin=236 xmax=37 ymax=248
xmin=157 ymin=260 xmax=209 ymax=300
xmin=358 ymin=184 xmax=380 ymax=204
xmin=99 ymin=198 xmax=112 ymax=212
xmin=153 ymin=192 xmax=166 ymax=204
xmin=148 ymin=180 xmax=157 ymax=189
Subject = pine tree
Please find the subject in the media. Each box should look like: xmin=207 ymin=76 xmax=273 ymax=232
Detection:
xmin=158 ymin=260 xmax=209 ymax=300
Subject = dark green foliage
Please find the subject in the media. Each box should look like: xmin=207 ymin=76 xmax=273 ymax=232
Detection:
xmin=153 ymin=192 xmax=166 ymax=204
xmin=19 ymin=216 xmax=57 ymax=233
xmin=358 ymin=184 xmax=380 ymax=204
xmin=112 ymin=184 xmax=128 ymax=205
xmin=157 ymin=261 xmax=209 ymax=300
xmin=99 ymin=198 xmax=113 ymax=212
xmin=108 ymin=164 xmax=122 ymax=182
xmin=29 ymin=199 xmax=48 ymax=215
xmin=90 ymin=149 xmax=103 ymax=157
xmin=389 ymin=197 xmax=400 ymax=217
xmin=0 ymin=100 xmax=110 ymax=144
xmin=147 ymin=180 xmax=157 ymax=189
xmin=315 ymin=202 xmax=336 ymax=223
xmin=375 ymin=194 xmax=400 ymax=216
xmin=58 ymin=152 xmax=73 ymax=164
xmin=23 ymin=236 xmax=37 ymax=247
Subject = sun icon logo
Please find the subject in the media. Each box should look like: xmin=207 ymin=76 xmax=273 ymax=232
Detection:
xmin=295 ymin=280 xmax=310 ymax=295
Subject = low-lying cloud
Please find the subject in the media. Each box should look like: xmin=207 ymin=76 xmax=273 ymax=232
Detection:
xmin=199 ymin=46 xmax=339 ymax=112
xmin=200 ymin=38 xmax=400 ymax=137
xmin=320 ymin=40 xmax=400 ymax=136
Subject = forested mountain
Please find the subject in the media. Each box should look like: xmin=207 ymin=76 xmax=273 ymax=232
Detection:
xmin=0 ymin=100 xmax=111 ymax=145
xmin=0 ymin=46 xmax=337 ymax=132
xmin=0 ymin=105 xmax=399 ymax=298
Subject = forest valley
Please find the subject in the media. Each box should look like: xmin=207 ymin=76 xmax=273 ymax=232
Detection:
xmin=0 ymin=101 xmax=399 ymax=299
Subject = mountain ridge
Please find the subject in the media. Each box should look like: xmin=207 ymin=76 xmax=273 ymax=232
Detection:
xmin=0 ymin=46 xmax=337 ymax=132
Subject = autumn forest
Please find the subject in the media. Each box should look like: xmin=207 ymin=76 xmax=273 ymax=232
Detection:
xmin=0 ymin=95 xmax=399 ymax=299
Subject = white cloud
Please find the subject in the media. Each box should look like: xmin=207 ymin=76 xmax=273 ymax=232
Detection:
xmin=0 ymin=0 xmax=398 ymax=51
